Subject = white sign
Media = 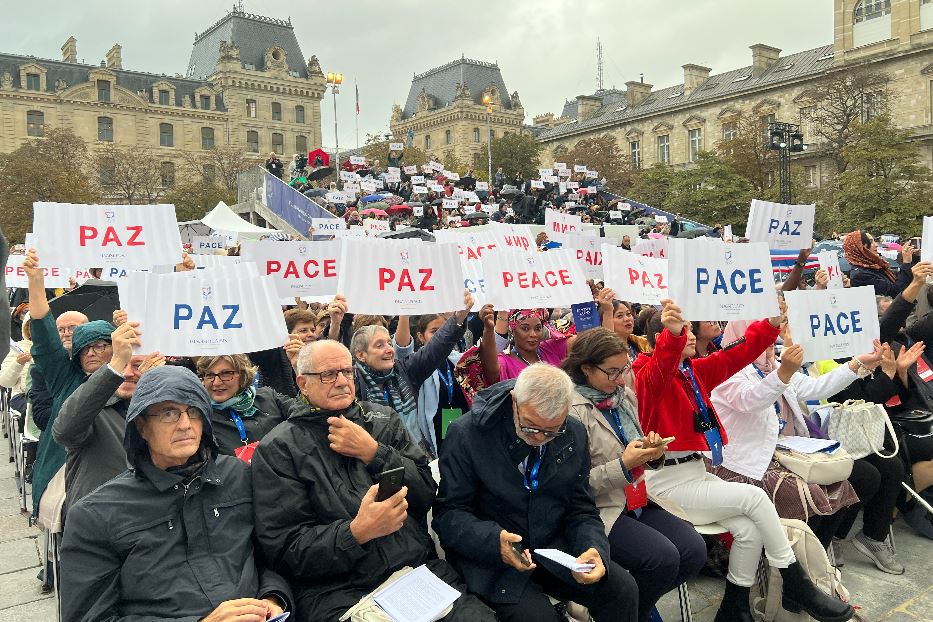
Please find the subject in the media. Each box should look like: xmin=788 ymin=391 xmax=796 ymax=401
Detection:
xmin=360 ymin=180 xmax=377 ymax=193
xmin=187 ymin=254 xmax=247 ymax=271
xmin=411 ymin=175 xmax=425 ymax=184
xmin=340 ymin=171 xmax=356 ymax=181
xmin=922 ymin=216 xmax=933 ymax=264
xmin=574 ymin=165 xmax=587 ymax=173
xmin=389 ymin=142 xmax=404 ymax=151
xmin=567 ymin=182 xmax=580 ymax=189
xmin=213 ymin=230 xmax=240 ymax=247
xmin=463 ymin=205 xmax=476 ymax=215
xmin=563 ymin=233 xmax=604 ymax=280
xmin=429 ymin=161 xmax=444 ymax=171
xmin=413 ymin=205 xmax=424 ymax=217
xmin=818 ymin=251 xmax=844 ymax=289
xmin=620 ymin=202 xmax=632 ymax=211
xmin=545 ymin=208 xmax=582 ymax=242
xmin=538 ymin=168 xmax=552 ymax=177
xmin=403 ymin=165 xmax=418 ymax=175
xmin=784 ymin=286 xmax=880 ymax=362
xmin=412 ymin=186 xmax=428 ymax=195
xmin=602 ymin=245 xmax=669 ymax=305
xmin=654 ymin=214 xmax=669 ymax=224
xmin=745 ymin=199 xmax=815 ymax=251
xmin=667 ymin=238 xmax=779 ymax=321
xmin=33 ymin=202 xmax=182 ymax=269
xmin=633 ymin=238 xmax=668 ymax=259
xmin=488 ymin=222 xmax=536 ymax=253
xmin=241 ymin=240 xmax=341 ymax=298
xmin=350 ymin=155 xmax=366 ymax=166
xmin=312 ymin=218 xmax=346 ymax=237
xmin=136 ymin=272 xmax=287 ymax=356
xmin=445 ymin=172 xmax=461 ymax=181
xmin=530 ymin=180 xmax=545 ymax=189
xmin=433 ymin=229 xmax=498 ymax=309
xmin=554 ymin=162 xmax=567 ymax=170
xmin=443 ymin=198 xmax=459 ymax=211
xmin=4 ymin=254 xmax=71 ymax=289
xmin=337 ymin=240 xmax=464 ymax=314
xmin=384 ymin=173 xmax=401 ymax=184
xmin=723 ymin=225 xmax=734 ymax=242
xmin=609 ymin=210 xmax=623 ymax=220
xmin=475 ymin=181 xmax=489 ymax=191
xmin=483 ymin=249 xmax=591 ymax=309
xmin=542 ymin=175 xmax=559 ymax=183
xmin=585 ymin=170 xmax=598 ymax=179
xmin=363 ymin=218 xmax=390 ymax=236
xmin=193 ymin=235 xmax=226 ymax=252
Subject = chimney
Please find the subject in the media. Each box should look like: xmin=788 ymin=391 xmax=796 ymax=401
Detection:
xmin=625 ymin=80 xmax=653 ymax=107
xmin=682 ymin=64 xmax=711 ymax=95
xmin=750 ymin=44 xmax=781 ymax=77
xmin=106 ymin=44 xmax=122 ymax=69
xmin=575 ymin=94 xmax=602 ymax=120
xmin=61 ymin=36 xmax=77 ymax=63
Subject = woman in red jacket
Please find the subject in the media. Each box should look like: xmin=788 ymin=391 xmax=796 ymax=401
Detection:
xmin=633 ymin=299 xmax=853 ymax=622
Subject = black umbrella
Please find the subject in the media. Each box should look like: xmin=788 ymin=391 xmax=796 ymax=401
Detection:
xmin=677 ymin=229 xmax=710 ymax=239
xmin=463 ymin=212 xmax=489 ymax=221
xmin=431 ymin=198 xmax=444 ymax=206
xmin=378 ymin=227 xmax=436 ymax=241
xmin=49 ymin=280 xmax=120 ymax=323
xmin=307 ymin=166 xmax=334 ymax=181
xmin=499 ymin=187 xmax=521 ymax=197
xmin=305 ymin=187 xmax=328 ymax=197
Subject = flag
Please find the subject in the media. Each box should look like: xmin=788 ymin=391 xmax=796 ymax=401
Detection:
xmin=770 ymin=249 xmax=818 ymax=274
xmin=355 ymin=83 xmax=360 ymax=115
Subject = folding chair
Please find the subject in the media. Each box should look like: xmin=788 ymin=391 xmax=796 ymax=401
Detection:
xmin=19 ymin=410 xmax=40 ymax=515
xmin=37 ymin=465 xmax=66 ymax=622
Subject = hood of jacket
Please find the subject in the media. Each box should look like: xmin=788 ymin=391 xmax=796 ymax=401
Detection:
xmin=125 ymin=365 xmax=216 ymax=467
xmin=70 ymin=320 xmax=115 ymax=370
xmin=468 ymin=378 xmax=516 ymax=430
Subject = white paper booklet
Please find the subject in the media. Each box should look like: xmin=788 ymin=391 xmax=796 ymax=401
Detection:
xmin=373 ymin=564 xmax=461 ymax=622
xmin=534 ymin=548 xmax=596 ymax=572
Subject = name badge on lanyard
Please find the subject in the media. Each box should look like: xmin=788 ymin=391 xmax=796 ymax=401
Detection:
xmin=682 ymin=364 xmax=723 ymax=466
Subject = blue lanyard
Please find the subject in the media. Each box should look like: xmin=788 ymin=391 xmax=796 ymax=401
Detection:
xmin=524 ymin=445 xmax=546 ymax=491
xmin=437 ymin=361 xmax=454 ymax=405
xmin=602 ymin=408 xmax=628 ymax=445
xmin=228 ymin=409 xmax=248 ymax=444
xmin=680 ymin=363 xmax=712 ymax=425
xmin=382 ymin=386 xmax=391 ymax=406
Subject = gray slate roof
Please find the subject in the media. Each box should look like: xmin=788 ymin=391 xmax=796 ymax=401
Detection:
xmin=187 ymin=10 xmax=308 ymax=80
xmin=401 ymin=57 xmax=513 ymax=120
xmin=0 ymin=52 xmax=226 ymax=111
xmin=537 ymin=44 xmax=835 ymax=141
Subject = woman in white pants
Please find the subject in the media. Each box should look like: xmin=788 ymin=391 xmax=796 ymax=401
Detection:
xmin=632 ymin=299 xmax=853 ymax=622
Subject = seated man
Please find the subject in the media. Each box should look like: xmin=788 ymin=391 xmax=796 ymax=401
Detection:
xmin=61 ymin=366 xmax=292 ymax=622
xmin=433 ymin=363 xmax=638 ymax=622
xmin=252 ymin=340 xmax=494 ymax=621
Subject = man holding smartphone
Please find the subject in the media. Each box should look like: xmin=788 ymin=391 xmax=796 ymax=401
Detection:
xmin=434 ymin=363 xmax=638 ymax=622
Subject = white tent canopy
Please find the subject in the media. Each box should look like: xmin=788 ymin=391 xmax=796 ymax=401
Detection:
xmin=200 ymin=201 xmax=277 ymax=235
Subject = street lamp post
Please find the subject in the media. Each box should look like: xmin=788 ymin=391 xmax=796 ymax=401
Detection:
xmin=482 ymin=94 xmax=493 ymax=183
xmin=765 ymin=121 xmax=807 ymax=204
xmin=326 ymin=71 xmax=343 ymax=185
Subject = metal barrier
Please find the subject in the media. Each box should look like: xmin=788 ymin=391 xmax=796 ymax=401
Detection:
xmin=236 ymin=167 xmax=338 ymax=238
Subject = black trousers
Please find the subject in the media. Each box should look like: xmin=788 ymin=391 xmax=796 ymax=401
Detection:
xmin=490 ymin=560 xmax=639 ymax=622
xmin=836 ymin=454 xmax=905 ymax=542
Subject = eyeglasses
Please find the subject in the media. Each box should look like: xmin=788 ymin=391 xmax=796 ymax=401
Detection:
xmin=84 ymin=341 xmax=112 ymax=354
xmin=302 ymin=367 xmax=354 ymax=384
xmin=201 ymin=370 xmax=238 ymax=383
xmin=58 ymin=326 xmax=77 ymax=335
xmin=147 ymin=406 xmax=203 ymax=424
xmin=517 ymin=412 xmax=566 ymax=439
xmin=593 ymin=363 xmax=631 ymax=381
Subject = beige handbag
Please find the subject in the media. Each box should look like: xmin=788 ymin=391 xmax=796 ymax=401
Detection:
xmin=827 ymin=399 xmax=899 ymax=460
xmin=37 ymin=465 xmax=67 ymax=533
xmin=773 ymin=446 xmax=853 ymax=486
xmin=338 ymin=566 xmax=455 ymax=622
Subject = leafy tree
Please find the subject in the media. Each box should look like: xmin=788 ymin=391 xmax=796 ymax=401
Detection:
xmin=164 ymin=178 xmax=235 ymax=223
xmin=361 ymin=134 xmax=430 ymax=169
xmin=564 ymin=134 xmax=633 ymax=192
xmin=479 ymin=132 xmax=542 ymax=181
xmin=717 ymin=113 xmax=779 ymax=198
xmin=667 ymin=152 xmax=756 ymax=230
xmin=0 ymin=128 xmax=100 ymax=242
xmin=94 ymin=143 xmax=166 ymax=204
xmin=628 ymin=163 xmax=678 ymax=210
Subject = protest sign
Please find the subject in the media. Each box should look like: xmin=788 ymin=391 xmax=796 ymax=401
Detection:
xmin=784 ymin=286 xmax=879 ymax=362
xmin=723 ymin=225 xmax=734 ymax=242
xmin=563 ymin=232 xmax=603 ymax=280
xmin=193 ymin=236 xmax=226 ymax=253
xmin=554 ymin=162 xmax=567 ymax=171
xmin=545 ymin=208 xmax=582 ymax=242
xmin=542 ymin=175 xmax=559 ymax=183
xmin=310 ymin=218 xmax=345 ymax=238
xmin=373 ymin=179 xmax=385 ymax=190
xmin=434 ymin=229 xmax=498 ymax=309
xmin=33 ymin=202 xmax=182 ymax=269
xmin=609 ymin=210 xmax=622 ymax=220
xmin=539 ymin=168 xmax=552 ymax=177
xmin=443 ymin=198 xmax=459 ymax=210
xmin=633 ymin=237 xmax=668 ymax=259
xmin=403 ymin=165 xmax=417 ymax=174
xmin=212 ymin=230 xmax=239 ymax=247
xmin=413 ymin=205 xmax=424 ymax=217
xmin=386 ymin=167 xmax=400 ymax=175
xmin=429 ymin=160 xmax=443 ymax=171
xmin=187 ymin=254 xmax=248 ymax=271
xmin=339 ymin=170 xmax=356 ymax=181
xmin=348 ymin=226 xmax=364 ymax=237
xmin=475 ymin=181 xmax=489 ymax=191
xmin=488 ymin=222 xmax=536 ymax=253
xmin=483 ymin=249 xmax=591 ymax=309
xmin=336 ymin=240 xmax=464 ymax=314
xmin=412 ymin=186 xmax=428 ymax=195
xmin=574 ymin=165 xmax=587 ymax=173
xmin=385 ymin=173 xmax=401 ymax=184
xmin=360 ymin=180 xmax=377 ymax=193
xmin=745 ymin=199 xmax=815 ymax=251
xmin=619 ymin=202 xmax=632 ymax=211
xmin=350 ymin=155 xmax=366 ymax=165
xmin=389 ymin=142 xmax=404 ymax=151
xmin=363 ymin=219 xmax=390 ymax=236
xmin=667 ymin=238 xmax=779 ymax=320
xmin=818 ymin=251 xmax=844 ymax=289
xmin=463 ymin=205 xmax=476 ymax=215
xmin=5 ymin=254 xmax=71 ymax=289
xmin=530 ymin=180 xmax=545 ymax=189
xmin=445 ymin=172 xmax=461 ymax=181
xmin=567 ymin=181 xmax=580 ymax=189
xmin=241 ymin=240 xmax=340 ymax=298
xmin=585 ymin=170 xmax=598 ymax=179
xmin=922 ymin=216 xmax=933 ymax=263
xmin=411 ymin=175 xmax=425 ymax=184
xmin=137 ymin=272 xmax=287 ymax=356
xmin=602 ymin=245 xmax=668 ymax=305
xmin=654 ymin=214 xmax=668 ymax=224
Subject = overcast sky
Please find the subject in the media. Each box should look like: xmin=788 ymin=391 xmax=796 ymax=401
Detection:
xmin=0 ymin=0 xmax=833 ymax=149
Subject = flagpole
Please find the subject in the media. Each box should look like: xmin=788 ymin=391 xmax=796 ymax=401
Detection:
xmin=355 ymin=79 xmax=360 ymax=149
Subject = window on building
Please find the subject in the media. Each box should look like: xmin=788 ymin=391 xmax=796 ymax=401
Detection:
xmin=201 ymin=127 xmax=215 ymax=149
xmin=295 ymin=105 xmax=305 ymax=123
xmin=296 ymin=135 xmax=307 ymax=154
xmin=688 ymin=128 xmax=703 ymax=163
xmin=272 ymin=102 xmax=282 ymax=121
xmin=473 ymin=128 xmax=480 ymax=143
xmin=200 ymin=95 xmax=211 ymax=110
xmin=159 ymin=123 xmax=174 ymax=147
xmin=161 ymin=161 xmax=175 ymax=188
xmin=923 ymin=0 xmax=933 ymax=31
xmin=26 ymin=110 xmax=44 ymax=137
xmin=854 ymin=0 xmax=891 ymax=22
xmin=159 ymin=89 xmax=170 ymax=105
xmin=247 ymin=130 xmax=259 ymax=152
xmin=657 ymin=134 xmax=670 ymax=165
xmin=489 ymin=129 xmax=495 ymax=140
xmin=722 ymin=121 xmax=738 ymax=142
xmin=424 ymin=134 xmax=431 ymax=149
xmin=97 ymin=116 xmax=113 ymax=141
xmin=853 ymin=0 xmax=892 ymax=46
xmin=272 ymin=132 xmax=284 ymax=154
xmin=862 ymin=92 xmax=883 ymax=121
xmin=630 ymin=140 xmax=641 ymax=169
xmin=246 ymin=99 xmax=257 ymax=118
xmin=203 ymin=164 xmax=216 ymax=182
xmin=26 ymin=73 xmax=40 ymax=90
xmin=473 ymin=152 xmax=483 ymax=168
xmin=805 ymin=165 xmax=818 ymax=188
xmin=445 ymin=129 xmax=452 ymax=145
xmin=100 ymin=161 xmax=115 ymax=186
xmin=97 ymin=80 xmax=111 ymax=103
xmin=800 ymin=106 xmax=818 ymax=142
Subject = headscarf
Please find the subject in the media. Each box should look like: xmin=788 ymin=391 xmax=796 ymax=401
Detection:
xmin=211 ymin=384 xmax=258 ymax=418
xmin=507 ymin=308 xmax=548 ymax=334
xmin=843 ymin=230 xmax=895 ymax=282
xmin=722 ymin=320 xmax=777 ymax=373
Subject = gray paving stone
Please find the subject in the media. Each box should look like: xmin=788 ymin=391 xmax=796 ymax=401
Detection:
xmin=0 ymin=593 xmax=56 ymax=622
xmin=0 ymin=538 xmax=39 ymax=575
xmin=0 ymin=566 xmax=51 ymax=611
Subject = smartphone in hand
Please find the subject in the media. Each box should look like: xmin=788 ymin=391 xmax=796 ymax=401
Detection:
xmin=510 ymin=541 xmax=531 ymax=567
xmin=375 ymin=466 xmax=405 ymax=502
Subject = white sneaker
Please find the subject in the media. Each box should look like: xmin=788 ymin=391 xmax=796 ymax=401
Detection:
xmin=853 ymin=532 xmax=904 ymax=575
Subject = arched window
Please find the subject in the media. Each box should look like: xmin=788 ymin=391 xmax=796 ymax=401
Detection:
xmin=160 ymin=162 xmax=175 ymax=188
xmin=424 ymin=134 xmax=432 ymax=149
xmin=97 ymin=116 xmax=113 ymax=142
xmin=201 ymin=127 xmax=215 ymax=149
xmin=854 ymin=0 xmax=891 ymax=23
xmin=246 ymin=130 xmax=259 ymax=152
xmin=296 ymin=135 xmax=307 ymax=154
xmin=853 ymin=0 xmax=892 ymax=46
xmin=295 ymin=105 xmax=305 ymax=123
xmin=473 ymin=128 xmax=480 ymax=143
xmin=271 ymin=132 xmax=284 ymax=154
xmin=26 ymin=110 xmax=44 ymax=137
xmin=159 ymin=123 xmax=174 ymax=147
xmin=271 ymin=102 xmax=282 ymax=121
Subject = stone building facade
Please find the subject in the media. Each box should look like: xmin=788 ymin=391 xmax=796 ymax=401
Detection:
xmin=534 ymin=0 xmax=933 ymax=189
xmin=389 ymin=57 xmax=525 ymax=170
xmin=0 ymin=9 xmax=325 ymax=186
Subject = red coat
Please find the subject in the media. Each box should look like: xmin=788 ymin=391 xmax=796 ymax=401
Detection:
xmin=632 ymin=319 xmax=780 ymax=452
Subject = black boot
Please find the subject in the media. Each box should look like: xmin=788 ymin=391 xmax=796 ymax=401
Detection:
xmin=779 ymin=561 xmax=853 ymax=622
xmin=713 ymin=580 xmax=754 ymax=622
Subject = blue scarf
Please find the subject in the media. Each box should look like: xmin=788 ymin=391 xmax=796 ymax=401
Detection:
xmin=211 ymin=385 xmax=258 ymax=418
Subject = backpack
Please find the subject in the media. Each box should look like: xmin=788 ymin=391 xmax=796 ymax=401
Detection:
xmin=751 ymin=519 xmax=852 ymax=622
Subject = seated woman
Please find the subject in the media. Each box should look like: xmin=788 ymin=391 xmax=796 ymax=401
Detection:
xmin=710 ymin=320 xmax=882 ymax=549
xmin=843 ymin=230 xmax=914 ymax=298
xmin=563 ymin=328 xmax=705 ymax=622
xmin=197 ymin=354 xmax=295 ymax=457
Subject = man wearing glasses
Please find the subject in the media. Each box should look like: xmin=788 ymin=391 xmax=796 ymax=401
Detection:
xmin=433 ymin=363 xmax=637 ymax=622
xmin=251 ymin=339 xmax=495 ymax=621
xmin=61 ymin=365 xmax=292 ymax=621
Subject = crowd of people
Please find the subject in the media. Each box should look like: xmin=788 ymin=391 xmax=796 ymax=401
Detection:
xmin=1 ymin=216 xmax=932 ymax=622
